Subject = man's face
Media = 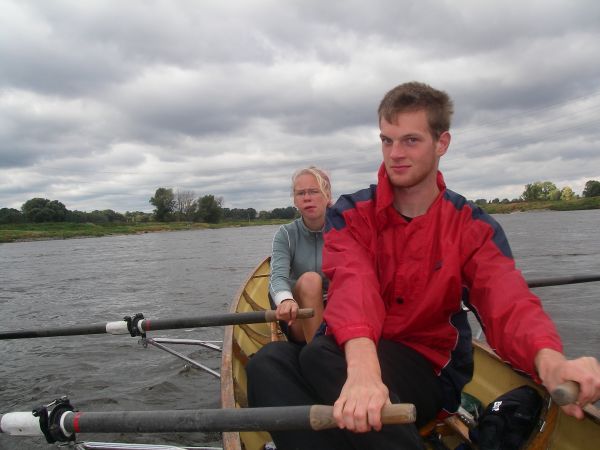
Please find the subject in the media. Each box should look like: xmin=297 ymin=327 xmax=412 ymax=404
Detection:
xmin=379 ymin=110 xmax=449 ymax=190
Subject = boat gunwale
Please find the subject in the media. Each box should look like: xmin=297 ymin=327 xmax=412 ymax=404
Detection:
xmin=220 ymin=256 xmax=270 ymax=450
xmin=472 ymin=339 xmax=600 ymax=424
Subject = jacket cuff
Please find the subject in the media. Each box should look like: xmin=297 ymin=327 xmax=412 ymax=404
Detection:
xmin=331 ymin=324 xmax=378 ymax=347
xmin=273 ymin=290 xmax=294 ymax=306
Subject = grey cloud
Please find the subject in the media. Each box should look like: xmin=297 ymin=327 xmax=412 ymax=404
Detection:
xmin=1 ymin=0 xmax=599 ymax=212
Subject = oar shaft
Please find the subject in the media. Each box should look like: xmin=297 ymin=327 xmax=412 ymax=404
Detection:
xmin=0 ymin=309 xmax=314 ymax=340
xmin=527 ymin=274 xmax=600 ymax=288
xmin=140 ymin=309 xmax=313 ymax=332
xmin=64 ymin=407 xmax=312 ymax=433
xmin=0 ymin=323 xmax=107 ymax=340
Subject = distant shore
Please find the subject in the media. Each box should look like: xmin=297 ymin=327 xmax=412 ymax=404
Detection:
xmin=0 ymin=219 xmax=289 ymax=244
xmin=479 ymin=196 xmax=600 ymax=214
xmin=1 ymin=197 xmax=599 ymax=244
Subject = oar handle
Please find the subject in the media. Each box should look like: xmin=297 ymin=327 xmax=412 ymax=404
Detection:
xmin=264 ymin=308 xmax=314 ymax=322
xmin=551 ymin=380 xmax=580 ymax=406
xmin=309 ymin=404 xmax=416 ymax=431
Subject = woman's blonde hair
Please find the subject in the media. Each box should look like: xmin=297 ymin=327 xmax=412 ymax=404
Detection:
xmin=291 ymin=166 xmax=332 ymax=205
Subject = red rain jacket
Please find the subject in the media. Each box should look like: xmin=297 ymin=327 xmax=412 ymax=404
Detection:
xmin=323 ymin=164 xmax=562 ymax=412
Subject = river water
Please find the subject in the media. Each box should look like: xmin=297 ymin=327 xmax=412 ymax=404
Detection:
xmin=1 ymin=210 xmax=599 ymax=449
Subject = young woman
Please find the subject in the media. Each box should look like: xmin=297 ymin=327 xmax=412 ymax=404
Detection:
xmin=269 ymin=166 xmax=331 ymax=343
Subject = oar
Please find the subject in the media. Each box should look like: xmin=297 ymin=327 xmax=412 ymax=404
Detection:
xmin=0 ymin=404 xmax=416 ymax=439
xmin=551 ymin=381 xmax=580 ymax=406
xmin=550 ymin=380 xmax=599 ymax=417
xmin=0 ymin=309 xmax=314 ymax=341
xmin=526 ymin=274 xmax=600 ymax=288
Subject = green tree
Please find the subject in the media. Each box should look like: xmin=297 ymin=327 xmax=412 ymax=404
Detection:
xmin=124 ymin=211 xmax=152 ymax=223
xmin=0 ymin=208 xmax=24 ymax=224
xmin=270 ymin=206 xmax=297 ymax=219
xmin=196 ymin=195 xmax=223 ymax=223
xmin=522 ymin=183 xmax=542 ymax=201
xmin=65 ymin=210 xmax=88 ymax=223
xmin=582 ymin=180 xmax=600 ymax=198
xmin=175 ymin=189 xmax=197 ymax=221
xmin=21 ymin=198 xmax=68 ymax=222
xmin=548 ymin=189 xmax=562 ymax=201
xmin=540 ymin=181 xmax=559 ymax=200
xmin=560 ymin=186 xmax=575 ymax=201
xmin=522 ymin=181 xmax=559 ymax=201
xmin=150 ymin=188 xmax=175 ymax=221
xmin=222 ymin=207 xmax=257 ymax=221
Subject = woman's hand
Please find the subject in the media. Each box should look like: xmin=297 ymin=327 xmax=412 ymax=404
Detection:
xmin=275 ymin=298 xmax=299 ymax=326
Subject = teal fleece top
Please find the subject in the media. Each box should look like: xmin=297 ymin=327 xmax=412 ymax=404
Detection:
xmin=269 ymin=217 xmax=329 ymax=305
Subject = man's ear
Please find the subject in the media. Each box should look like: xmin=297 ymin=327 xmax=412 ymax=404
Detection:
xmin=436 ymin=131 xmax=451 ymax=157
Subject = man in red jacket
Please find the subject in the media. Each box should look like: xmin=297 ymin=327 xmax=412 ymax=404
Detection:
xmin=247 ymin=82 xmax=600 ymax=450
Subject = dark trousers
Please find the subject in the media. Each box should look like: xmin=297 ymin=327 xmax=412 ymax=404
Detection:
xmin=247 ymin=335 xmax=443 ymax=450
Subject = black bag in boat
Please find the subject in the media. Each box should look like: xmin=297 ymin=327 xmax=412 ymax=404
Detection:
xmin=471 ymin=385 xmax=543 ymax=450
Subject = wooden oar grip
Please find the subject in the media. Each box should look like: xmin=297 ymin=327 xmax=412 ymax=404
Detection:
xmin=551 ymin=380 xmax=580 ymax=406
xmin=296 ymin=309 xmax=315 ymax=319
xmin=264 ymin=308 xmax=314 ymax=322
xmin=380 ymin=403 xmax=417 ymax=425
xmin=308 ymin=404 xmax=416 ymax=431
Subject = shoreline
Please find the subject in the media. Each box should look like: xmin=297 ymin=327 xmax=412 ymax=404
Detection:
xmin=0 ymin=219 xmax=290 ymax=244
xmin=480 ymin=197 xmax=600 ymax=214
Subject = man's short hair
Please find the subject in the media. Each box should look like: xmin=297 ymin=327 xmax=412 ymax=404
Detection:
xmin=378 ymin=82 xmax=454 ymax=140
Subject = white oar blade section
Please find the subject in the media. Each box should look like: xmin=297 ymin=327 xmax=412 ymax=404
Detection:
xmin=105 ymin=321 xmax=131 ymax=335
xmin=0 ymin=412 xmax=44 ymax=436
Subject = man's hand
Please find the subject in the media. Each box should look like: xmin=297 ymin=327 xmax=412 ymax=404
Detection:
xmin=333 ymin=337 xmax=390 ymax=432
xmin=275 ymin=298 xmax=298 ymax=326
xmin=535 ymin=348 xmax=600 ymax=419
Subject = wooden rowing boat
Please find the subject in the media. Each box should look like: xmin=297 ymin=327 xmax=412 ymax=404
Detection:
xmin=221 ymin=256 xmax=600 ymax=450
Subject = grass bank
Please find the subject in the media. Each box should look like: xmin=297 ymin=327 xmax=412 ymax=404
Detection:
xmin=0 ymin=219 xmax=290 ymax=244
xmin=481 ymin=197 xmax=600 ymax=214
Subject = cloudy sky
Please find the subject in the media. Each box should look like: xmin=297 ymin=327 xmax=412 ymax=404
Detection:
xmin=1 ymin=0 xmax=599 ymax=213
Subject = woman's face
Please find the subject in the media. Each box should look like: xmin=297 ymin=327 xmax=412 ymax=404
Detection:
xmin=293 ymin=173 xmax=329 ymax=223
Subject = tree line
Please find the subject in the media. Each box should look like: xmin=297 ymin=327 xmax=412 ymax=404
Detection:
xmin=472 ymin=179 xmax=600 ymax=205
xmin=149 ymin=188 xmax=298 ymax=223
xmin=2 ymin=180 xmax=599 ymax=225
xmin=0 ymin=187 xmax=299 ymax=225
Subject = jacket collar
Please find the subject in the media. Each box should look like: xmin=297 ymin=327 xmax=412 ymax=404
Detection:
xmin=375 ymin=162 xmax=447 ymax=224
